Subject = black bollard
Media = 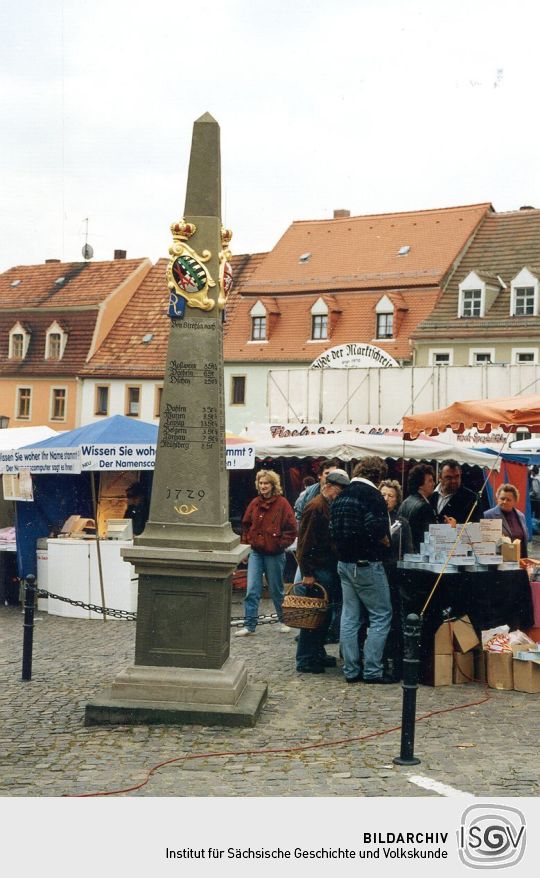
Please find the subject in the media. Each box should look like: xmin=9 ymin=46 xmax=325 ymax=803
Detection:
xmin=21 ymin=575 xmax=36 ymax=682
xmin=393 ymin=613 xmax=422 ymax=766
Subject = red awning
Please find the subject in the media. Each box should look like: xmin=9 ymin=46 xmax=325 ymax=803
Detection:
xmin=403 ymin=394 xmax=540 ymax=439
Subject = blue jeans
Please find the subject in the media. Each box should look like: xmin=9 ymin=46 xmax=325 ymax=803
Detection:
xmin=295 ymin=567 xmax=340 ymax=670
xmin=244 ymin=550 xmax=286 ymax=631
xmin=338 ymin=561 xmax=392 ymax=680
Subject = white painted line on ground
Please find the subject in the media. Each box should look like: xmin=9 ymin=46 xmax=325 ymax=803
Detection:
xmin=407 ymin=773 xmax=475 ymax=798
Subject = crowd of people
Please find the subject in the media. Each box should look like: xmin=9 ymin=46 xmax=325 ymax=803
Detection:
xmin=234 ymin=456 xmax=528 ymax=683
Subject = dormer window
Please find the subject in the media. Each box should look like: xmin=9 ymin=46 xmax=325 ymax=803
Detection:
xmin=45 ymin=322 xmax=67 ymax=360
xmin=250 ymin=300 xmax=267 ymax=341
xmin=9 ymin=323 xmax=30 ymax=359
xmin=375 ymin=295 xmax=395 ymax=339
xmin=310 ymin=298 xmax=329 ymax=340
xmin=510 ymin=268 xmax=539 ymax=317
xmin=458 ymin=271 xmax=500 ymax=318
xmin=252 ymin=316 xmax=266 ymax=340
xmin=461 ymin=289 xmax=482 ymax=317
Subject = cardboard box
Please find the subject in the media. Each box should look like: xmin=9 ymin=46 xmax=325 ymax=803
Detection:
xmin=452 ymin=615 xmax=480 ymax=653
xmin=434 ymin=620 xmax=453 ymax=654
xmin=487 ymin=651 xmax=514 ymax=690
xmin=501 ymin=539 xmax=521 ymax=562
xmin=453 ymin=651 xmax=474 ymax=684
xmin=513 ymin=659 xmax=540 ymax=694
xmin=422 ymin=653 xmax=453 ymax=686
xmin=433 ymin=615 xmax=479 ymax=655
xmin=473 ymin=647 xmax=487 ymax=682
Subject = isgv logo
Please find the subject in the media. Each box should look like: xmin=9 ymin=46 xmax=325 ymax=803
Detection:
xmin=458 ymin=804 xmax=526 ymax=869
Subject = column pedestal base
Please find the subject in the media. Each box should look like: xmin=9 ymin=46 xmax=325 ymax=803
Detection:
xmin=85 ymin=658 xmax=267 ymax=727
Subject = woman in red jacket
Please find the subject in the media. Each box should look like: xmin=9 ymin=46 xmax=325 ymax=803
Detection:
xmin=236 ymin=470 xmax=297 ymax=636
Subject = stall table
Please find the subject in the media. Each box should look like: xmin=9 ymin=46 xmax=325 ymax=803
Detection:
xmin=44 ymin=538 xmax=137 ymax=619
xmin=391 ymin=566 xmax=534 ymax=661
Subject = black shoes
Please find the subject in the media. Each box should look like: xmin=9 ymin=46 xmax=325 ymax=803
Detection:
xmin=297 ymin=665 xmax=325 ymax=674
xmin=345 ymin=674 xmax=363 ymax=683
xmin=321 ymin=655 xmax=337 ymax=668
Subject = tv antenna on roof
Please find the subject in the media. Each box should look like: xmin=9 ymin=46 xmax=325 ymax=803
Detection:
xmin=81 ymin=218 xmax=94 ymax=260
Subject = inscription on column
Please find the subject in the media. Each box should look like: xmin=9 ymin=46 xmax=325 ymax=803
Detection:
xmin=150 ymin=315 xmax=228 ymax=527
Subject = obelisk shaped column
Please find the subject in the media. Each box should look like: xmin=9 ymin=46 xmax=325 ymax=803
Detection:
xmin=85 ymin=114 xmax=267 ymax=727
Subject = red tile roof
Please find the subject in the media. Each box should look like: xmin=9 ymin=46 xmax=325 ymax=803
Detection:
xmin=0 ymin=258 xmax=149 ymax=308
xmin=241 ymin=203 xmax=491 ymax=294
xmin=83 ymin=254 xmax=262 ymax=377
xmin=223 ymin=289 xmax=440 ymax=362
xmin=0 ymin=312 xmax=97 ymax=375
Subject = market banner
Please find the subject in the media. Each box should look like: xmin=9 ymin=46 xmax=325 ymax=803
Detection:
xmin=0 ymin=439 xmax=255 ymax=473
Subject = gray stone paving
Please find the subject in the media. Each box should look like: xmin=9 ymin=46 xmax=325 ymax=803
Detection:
xmin=1 ymin=593 xmax=539 ymax=797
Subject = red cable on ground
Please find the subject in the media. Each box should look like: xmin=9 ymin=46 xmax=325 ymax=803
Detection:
xmin=66 ymin=679 xmax=493 ymax=798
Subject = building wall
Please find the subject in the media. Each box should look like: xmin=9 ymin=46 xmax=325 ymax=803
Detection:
xmin=79 ymin=378 xmax=163 ymax=425
xmin=0 ymin=377 xmax=79 ymax=429
xmin=415 ymin=341 xmax=540 ymax=367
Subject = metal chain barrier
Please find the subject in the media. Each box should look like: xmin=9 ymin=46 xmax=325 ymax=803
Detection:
xmin=27 ymin=583 xmax=335 ymax=626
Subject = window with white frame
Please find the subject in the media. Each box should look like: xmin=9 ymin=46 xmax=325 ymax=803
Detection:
xmin=458 ymin=270 xmax=500 ymax=319
xmin=514 ymin=287 xmax=535 ymax=316
xmin=375 ymin=295 xmax=395 ymax=339
xmin=45 ymin=322 xmax=67 ymax=360
xmin=469 ymin=349 xmax=495 ymax=365
xmin=251 ymin=316 xmax=266 ymax=340
xmin=95 ymin=385 xmax=109 ymax=416
xmin=429 ymin=349 xmax=453 ymax=366
xmin=512 ymin=348 xmax=538 ymax=365
xmin=125 ymin=386 xmax=141 ymax=417
xmin=510 ymin=268 xmax=539 ymax=316
xmin=51 ymin=388 xmax=66 ymax=421
xmin=9 ymin=323 xmax=30 ymax=359
xmin=16 ymin=387 xmax=31 ymax=419
xmin=311 ymin=315 xmax=327 ymax=339
xmin=461 ymin=289 xmax=482 ymax=317
xmin=249 ymin=300 xmax=268 ymax=341
xmin=310 ymin=298 xmax=329 ymax=340
xmin=376 ymin=312 xmax=393 ymax=338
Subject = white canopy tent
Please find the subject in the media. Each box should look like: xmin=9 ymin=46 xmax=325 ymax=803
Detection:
xmin=252 ymin=430 xmax=499 ymax=467
xmin=0 ymin=426 xmax=58 ymax=451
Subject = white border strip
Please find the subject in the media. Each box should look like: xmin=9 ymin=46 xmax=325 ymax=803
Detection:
xmin=408 ymin=773 xmax=475 ymax=798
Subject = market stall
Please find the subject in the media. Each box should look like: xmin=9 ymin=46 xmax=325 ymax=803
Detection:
xmin=3 ymin=416 xmax=254 ymax=617
xmin=0 ymin=426 xmax=59 ymax=604
xmin=401 ymin=394 xmax=539 ymax=680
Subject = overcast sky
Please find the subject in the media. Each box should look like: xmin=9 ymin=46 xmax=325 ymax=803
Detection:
xmin=2 ymin=0 xmax=540 ymax=270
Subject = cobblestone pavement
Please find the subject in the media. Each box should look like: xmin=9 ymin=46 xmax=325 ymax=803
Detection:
xmin=1 ymin=594 xmax=539 ymax=798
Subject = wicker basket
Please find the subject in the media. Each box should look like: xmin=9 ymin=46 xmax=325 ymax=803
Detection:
xmin=282 ymin=581 xmax=329 ymax=630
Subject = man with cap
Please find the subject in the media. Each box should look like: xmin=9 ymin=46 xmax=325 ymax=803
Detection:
xmin=330 ymin=456 xmax=394 ymax=684
xmin=295 ymin=468 xmax=350 ymax=674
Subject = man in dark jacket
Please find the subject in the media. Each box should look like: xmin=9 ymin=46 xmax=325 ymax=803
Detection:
xmin=431 ymin=459 xmax=481 ymax=524
xmin=330 ymin=456 xmax=393 ymax=684
xmin=398 ymin=463 xmax=438 ymax=551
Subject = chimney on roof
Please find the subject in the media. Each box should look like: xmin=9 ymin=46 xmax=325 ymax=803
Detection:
xmin=114 ymin=249 xmax=127 ymax=260
xmin=45 ymin=258 xmax=61 ymax=263
xmin=333 ymin=209 xmax=350 ymax=219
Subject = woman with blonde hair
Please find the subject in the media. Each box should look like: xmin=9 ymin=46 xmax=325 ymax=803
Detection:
xmin=236 ymin=470 xmax=297 ymax=636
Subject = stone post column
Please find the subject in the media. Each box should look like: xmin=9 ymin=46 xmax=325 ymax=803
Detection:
xmin=85 ymin=114 xmax=266 ymax=727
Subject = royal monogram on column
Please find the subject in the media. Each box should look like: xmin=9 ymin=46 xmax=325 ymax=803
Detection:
xmin=85 ymin=114 xmax=266 ymax=727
